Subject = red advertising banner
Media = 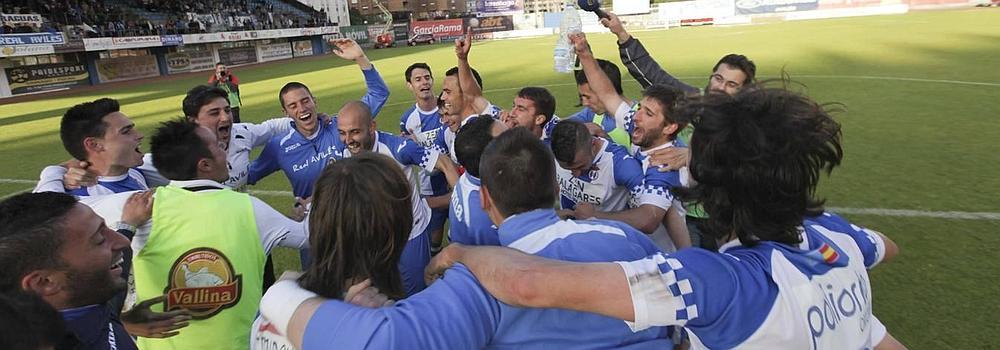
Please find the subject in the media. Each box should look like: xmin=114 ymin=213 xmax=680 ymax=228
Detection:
xmin=411 ymin=19 xmax=464 ymax=39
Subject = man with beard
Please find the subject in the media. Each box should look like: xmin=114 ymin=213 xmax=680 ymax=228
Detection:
xmin=0 ymin=192 xmax=137 ymax=349
xmin=399 ymin=63 xmax=451 ymax=254
xmin=568 ymin=33 xmax=691 ymax=251
xmin=506 ymin=86 xmax=559 ymax=144
xmin=335 ymin=100 xmax=459 ymax=295
xmin=248 ymin=39 xmax=388 ymax=208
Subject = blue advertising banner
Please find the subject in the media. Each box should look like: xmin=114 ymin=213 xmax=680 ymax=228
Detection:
xmin=0 ymin=32 xmax=65 ymax=46
xmin=734 ymin=0 xmax=818 ymax=14
xmin=476 ymin=0 xmax=523 ymax=15
xmin=160 ymin=34 xmax=184 ymax=46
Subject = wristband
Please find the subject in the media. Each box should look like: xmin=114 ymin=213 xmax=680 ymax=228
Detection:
xmin=260 ymin=280 xmax=318 ymax=336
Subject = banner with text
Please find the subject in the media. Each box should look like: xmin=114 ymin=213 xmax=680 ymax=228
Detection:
xmin=165 ymin=50 xmax=216 ymax=74
xmin=5 ymin=62 xmax=89 ymax=95
xmin=735 ymin=0 xmax=819 ymax=13
xmin=1 ymin=13 xmax=43 ymax=26
xmin=0 ymin=32 xmax=65 ymax=46
xmin=218 ymin=47 xmax=258 ymax=66
xmin=0 ymin=44 xmax=55 ymax=57
xmin=466 ymin=16 xmax=514 ymax=39
xmin=96 ymin=55 xmax=160 ymax=83
xmin=393 ymin=23 xmax=410 ymax=42
xmin=257 ymin=42 xmax=293 ymax=62
xmin=475 ymin=0 xmax=524 ymax=15
xmin=411 ymin=19 xmax=464 ymax=40
xmin=339 ymin=25 xmax=370 ymax=44
xmin=160 ymin=34 xmax=184 ymax=46
xmin=292 ymin=40 xmax=313 ymax=57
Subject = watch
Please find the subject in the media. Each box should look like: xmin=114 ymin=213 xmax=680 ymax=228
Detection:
xmin=115 ymin=221 xmax=137 ymax=234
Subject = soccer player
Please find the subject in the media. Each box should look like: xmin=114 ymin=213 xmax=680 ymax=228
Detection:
xmin=33 ymin=98 xmax=148 ymax=196
xmin=399 ymin=62 xmax=451 ymax=253
xmin=247 ymin=38 xmax=388 ymax=205
xmin=336 ymin=100 xmax=459 ymax=295
xmin=427 ymin=85 xmax=907 ymax=350
xmin=448 ymin=115 xmax=508 ymax=246
xmin=80 ymin=119 xmax=309 ymax=350
xmin=259 ymin=128 xmax=672 ymax=349
xmin=507 ymin=86 xmax=560 ymax=143
xmin=251 ymin=153 xmax=414 ymax=349
xmin=0 ymin=191 xmax=181 ymax=349
xmin=569 ymin=33 xmax=692 ymax=250
xmin=568 ymin=58 xmax=634 ymax=148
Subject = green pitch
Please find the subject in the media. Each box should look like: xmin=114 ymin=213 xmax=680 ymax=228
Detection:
xmin=2 ymin=8 xmax=998 ymax=348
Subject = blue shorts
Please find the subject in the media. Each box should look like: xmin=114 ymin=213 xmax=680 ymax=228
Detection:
xmin=428 ymin=207 xmax=448 ymax=231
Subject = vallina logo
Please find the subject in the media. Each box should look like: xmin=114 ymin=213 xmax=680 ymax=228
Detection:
xmin=164 ymin=247 xmax=242 ymax=320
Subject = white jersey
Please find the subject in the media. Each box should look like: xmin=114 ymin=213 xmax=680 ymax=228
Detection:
xmin=619 ymin=212 xmax=888 ymax=349
xmin=251 ymin=315 xmax=294 ymax=350
xmin=556 ymin=138 xmax=644 ymax=212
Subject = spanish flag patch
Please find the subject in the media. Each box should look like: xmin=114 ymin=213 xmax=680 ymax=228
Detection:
xmin=818 ymin=243 xmax=839 ymax=264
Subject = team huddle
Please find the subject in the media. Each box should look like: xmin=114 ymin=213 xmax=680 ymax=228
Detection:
xmin=0 ymin=12 xmax=906 ymax=350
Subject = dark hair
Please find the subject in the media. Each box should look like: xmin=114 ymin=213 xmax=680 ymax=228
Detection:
xmin=550 ymin=120 xmax=591 ymax=164
xmin=405 ymin=63 xmax=432 ymax=82
xmin=642 ymin=84 xmax=688 ymax=138
xmin=673 ymin=83 xmax=843 ymax=246
xmin=299 ymin=153 xmax=413 ymax=300
xmin=712 ymin=54 xmax=757 ymax=85
xmin=445 ymin=66 xmax=483 ymax=89
xmin=574 ymin=58 xmax=623 ymax=95
xmin=60 ymin=98 xmax=120 ymax=161
xmin=215 ymin=62 xmax=224 ymax=66
xmin=516 ymin=87 xmax=556 ymax=123
xmin=150 ymin=118 xmax=213 ymax=181
xmin=480 ymin=127 xmax=557 ymax=217
xmin=279 ymin=82 xmax=313 ymax=107
xmin=0 ymin=192 xmax=77 ymax=292
xmin=454 ymin=115 xmax=496 ymax=178
xmin=182 ymin=85 xmax=229 ymax=119
xmin=0 ymin=291 xmax=66 ymax=348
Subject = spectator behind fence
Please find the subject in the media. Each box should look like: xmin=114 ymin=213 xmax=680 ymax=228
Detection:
xmin=209 ymin=62 xmax=243 ymax=123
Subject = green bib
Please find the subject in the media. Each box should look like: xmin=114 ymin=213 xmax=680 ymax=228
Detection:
xmin=677 ymin=126 xmax=707 ymax=219
xmin=593 ymin=112 xmax=633 ymax=150
xmin=134 ymin=186 xmax=264 ymax=350
xmin=218 ymin=83 xmax=241 ymax=108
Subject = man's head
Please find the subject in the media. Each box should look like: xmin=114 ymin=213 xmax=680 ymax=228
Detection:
xmin=337 ymin=101 xmax=376 ymax=156
xmin=551 ymin=120 xmax=598 ymax=177
xmin=0 ymin=192 xmax=129 ymax=310
xmin=279 ymin=82 xmax=320 ymax=136
xmin=676 ymin=85 xmax=843 ymax=246
xmin=707 ymin=54 xmax=756 ymax=95
xmin=574 ymin=59 xmax=622 ymax=115
xmin=183 ymin=85 xmax=233 ymax=150
xmin=633 ymin=85 xmax=687 ymax=150
xmin=479 ymin=127 xmax=557 ymax=224
xmin=440 ymin=66 xmax=483 ymax=116
xmin=151 ymin=119 xmax=229 ymax=182
xmin=510 ymin=87 xmax=556 ymax=137
xmin=215 ymin=62 xmax=227 ymax=75
xmin=300 ymin=153 xmax=413 ymax=300
xmin=60 ymin=98 xmax=144 ymax=172
xmin=455 ymin=115 xmax=508 ymax=178
xmin=405 ymin=63 xmax=435 ymax=101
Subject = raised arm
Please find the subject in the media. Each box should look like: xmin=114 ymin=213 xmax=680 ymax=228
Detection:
xmin=603 ymin=12 xmax=698 ymax=94
xmin=570 ymin=33 xmax=627 ymax=115
xmin=332 ymin=39 xmax=390 ymax=116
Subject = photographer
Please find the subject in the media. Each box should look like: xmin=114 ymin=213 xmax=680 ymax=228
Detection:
xmin=208 ymin=62 xmax=243 ymax=123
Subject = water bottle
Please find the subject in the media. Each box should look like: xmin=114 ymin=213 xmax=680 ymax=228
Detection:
xmin=554 ymin=3 xmax=583 ymax=73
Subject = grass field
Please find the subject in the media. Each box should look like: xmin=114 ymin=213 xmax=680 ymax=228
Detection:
xmin=2 ymin=8 xmax=999 ymax=348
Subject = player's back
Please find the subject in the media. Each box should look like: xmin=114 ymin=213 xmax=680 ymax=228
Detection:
xmin=492 ymin=208 xmax=672 ymax=349
xmin=648 ymin=212 xmax=885 ymax=349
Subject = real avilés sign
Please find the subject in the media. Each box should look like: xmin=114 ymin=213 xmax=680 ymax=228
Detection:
xmin=0 ymin=32 xmax=65 ymax=46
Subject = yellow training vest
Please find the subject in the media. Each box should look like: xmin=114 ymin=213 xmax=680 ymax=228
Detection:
xmin=134 ymin=185 xmax=264 ymax=350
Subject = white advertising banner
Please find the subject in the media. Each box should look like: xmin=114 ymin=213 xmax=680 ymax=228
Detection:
xmin=0 ymin=44 xmax=55 ymax=57
xmin=292 ymin=41 xmax=313 ymax=57
xmin=182 ymin=26 xmax=339 ymax=44
xmin=96 ymin=55 xmax=159 ymax=82
xmin=257 ymin=42 xmax=293 ymax=62
xmin=613 ymin=0 xmax=652 ymax=15
xmin=165 ymin=50 xmax=216 ymax=74
xmin=84 ymin=36 xmax=161 ymax=51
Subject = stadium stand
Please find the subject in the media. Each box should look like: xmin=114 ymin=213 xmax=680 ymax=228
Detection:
xmin=0 ymin=0 xmax=329 ymax=37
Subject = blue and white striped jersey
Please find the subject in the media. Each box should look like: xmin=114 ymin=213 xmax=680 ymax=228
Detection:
xmin=556 ymin=138 xmax=646 ymax=212
xmin=619 ymin=212 xmax=888 ymax=349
